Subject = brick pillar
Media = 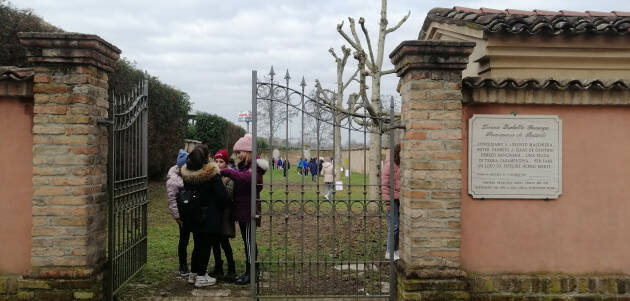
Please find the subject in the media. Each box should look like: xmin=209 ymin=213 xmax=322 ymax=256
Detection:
xmin=17 ymin=32 xmax=120 ymax=301
xmin=390 ymin=40 xmax=474 ymax=301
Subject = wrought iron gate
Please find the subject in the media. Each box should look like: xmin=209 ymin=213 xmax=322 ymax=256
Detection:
xmin=250 ymin=68 xmax=397 ymax=299
xmin=106 ymin=75 xmax=149 ymax=300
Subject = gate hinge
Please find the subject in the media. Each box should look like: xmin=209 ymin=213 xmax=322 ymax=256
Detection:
xmin=97 ymin=119 xmax=113 ymax=126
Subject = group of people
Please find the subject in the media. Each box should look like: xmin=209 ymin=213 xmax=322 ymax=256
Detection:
xmin=297 ymin=157 xmax=325 ymax=181
xmin=166 ymin=133 xmax=266 ymax=288
xmin=165 ymin=137 xmax=401 ymax=288
xmin=271 ymin=157 xmax=290 ymax=177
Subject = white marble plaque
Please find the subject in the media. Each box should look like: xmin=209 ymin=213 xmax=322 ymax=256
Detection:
xmin=468 ymin=114 xmax=562 ymax=199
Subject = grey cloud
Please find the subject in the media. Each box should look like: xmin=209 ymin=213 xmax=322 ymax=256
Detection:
xmin=17 ymin=0 xmax=630 ymax=125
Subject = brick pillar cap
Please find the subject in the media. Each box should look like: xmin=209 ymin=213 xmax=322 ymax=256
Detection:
xmin=18 ymin=32 xmax=121 ymax=72
xmin=389 ymin=40 xmax=476 ymax=78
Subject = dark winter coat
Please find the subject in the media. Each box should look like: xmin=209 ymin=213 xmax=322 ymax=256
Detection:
xmin=309 ymin=160 xmax=318 ymax=176
xmin=220 ymin=160 xmax=264 ymax=223
xmin=181 ymin=162 xmax=228 ymax=234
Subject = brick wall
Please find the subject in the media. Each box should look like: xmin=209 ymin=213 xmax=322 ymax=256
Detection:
xmin=390 ymin=40 xmax=475 ymax=300
xmin=30 ymin=64 xmax=110 ymax=268
xmin=10 ymin=32 xmax=120 ymax=301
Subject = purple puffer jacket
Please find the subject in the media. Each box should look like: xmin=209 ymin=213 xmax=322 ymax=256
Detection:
xmin=220 ymin=160 xmax=263 ymax=223
xmin=165 ymin=165 xmax=183 ymax=219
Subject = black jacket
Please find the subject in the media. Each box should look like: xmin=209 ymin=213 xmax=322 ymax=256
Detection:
xmin=181 ymin=162 xmax=228 ymax=234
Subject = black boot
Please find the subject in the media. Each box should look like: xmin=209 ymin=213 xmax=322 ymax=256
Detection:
xmin=179 ymin=263 xmax=189 ymax=276
xmin=235 ymin=264 xmax=250 ymax=285
xmin=224 ymin=260 xmax=237 ymax=282
xmin=234 ymin=272 xmax=250 ymax=285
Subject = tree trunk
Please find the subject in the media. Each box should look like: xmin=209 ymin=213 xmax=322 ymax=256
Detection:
xmin=334 ymin=64 xmax=344 ymax=181
xmin=334 ymin=113 xmax=342 ymax=181
xmin=368 ymin=75 xmax=382 ymax=202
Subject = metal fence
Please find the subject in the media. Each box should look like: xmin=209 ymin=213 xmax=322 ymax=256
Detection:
xmin=106 ymin=75 xmax=149 ymax=300
xmin=250 ymin=68 xmax=397 ymax=300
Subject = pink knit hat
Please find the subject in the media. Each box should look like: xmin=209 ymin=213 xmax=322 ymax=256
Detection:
xmin=233 ymin=133 xmax=252 ymax=152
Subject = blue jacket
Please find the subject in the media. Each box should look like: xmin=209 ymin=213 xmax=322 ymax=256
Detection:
xmin=298 ymin=160 xmax=303 ymax=168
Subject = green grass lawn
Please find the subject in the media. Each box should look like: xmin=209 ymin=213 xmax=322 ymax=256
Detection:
xmin=118 ymin=168 xmax=391 ymax=298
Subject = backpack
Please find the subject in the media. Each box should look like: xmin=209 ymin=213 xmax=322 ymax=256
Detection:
xmin=177 ymin=187 xmax=205 ymax=227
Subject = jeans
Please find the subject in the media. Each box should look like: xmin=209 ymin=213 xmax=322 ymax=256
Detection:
xmin=178 ymin=223 xmax=192 ymax=268
xmin=386 ymin=199 xmax=400 ymax=253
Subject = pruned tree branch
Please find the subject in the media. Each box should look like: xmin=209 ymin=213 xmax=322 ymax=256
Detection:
xmin=359 ymin=17 xmax=376 ymax=68
xmin=343 ymin=68 xmax=359 ymax=91
xmin=381 ymin=68 xmax=396 ymax=76
xmin=386 ymin=10 xmax=410 ymax=34
xmin=328 ymin=47 xmax=340 ymax=62
xmin=348 ymin=17 xmax=363 ymax=52
xmin=336 ymin=20 xmax=360 ymax=51
xmin=340 ymin=45 xmax=351 ymax=68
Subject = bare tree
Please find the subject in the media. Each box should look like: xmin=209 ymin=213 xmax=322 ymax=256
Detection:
xmin=318 ymin=0 xmax=409 ymax=199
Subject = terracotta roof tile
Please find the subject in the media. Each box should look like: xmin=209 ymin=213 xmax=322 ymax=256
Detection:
xmin=463 ymin=77 xmax=630 ymax=90
xmin=0 ymin=67 xmax=34 ymax=81
xmin=586 ymin=11 xmax=616 ymax=17
xmin=559 ymin=10 xmax=590 ymax=16
xmin=480 ymin=7 xmax=505 ymax=14
xmin=506 ymin=9 xmax=535 ymax=16
xmin=533 ymin=9 xmax=561 ymax=15
xmin=419 ymin=7 xmax=630 ymax=39
xmin=453 ymin=6 xmax=481 ymax=13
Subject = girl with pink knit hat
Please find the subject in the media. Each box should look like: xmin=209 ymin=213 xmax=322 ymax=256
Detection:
xmin=219 ymin=133 xmax=268 ymax=285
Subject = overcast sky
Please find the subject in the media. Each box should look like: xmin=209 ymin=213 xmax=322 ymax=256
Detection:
xmin=15 ymin=0 xmax=630 ymax=126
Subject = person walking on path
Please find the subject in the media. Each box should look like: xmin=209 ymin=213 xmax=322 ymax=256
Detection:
xmin=166 ymin=149 xmax=190 ymax=276
xmin=212 ymin=149 xmax=237 ymax=282
xmin=277 ymin=157 xmax=282 ymax=170
xmin=304 ymin=158 xmax=310 ymax=175
xmin=282 ymin=158 xmax=290 ymax=177
xmin=297 ymin=157 xmax=303 ymax=175
xmin=381 ymin=144 xmax=401 ymax=261
xmin=181 ymin=145 xmax=229 ymax=287
xmin=220 ymin=134 xmax=268 ymax=285
xmin=309 ymin=158 xmax=318 ymax=181
xmin=318 ymin=157 xmax=324 ymax=177
xmin=322 ymin=157 xmax=334 ymax=200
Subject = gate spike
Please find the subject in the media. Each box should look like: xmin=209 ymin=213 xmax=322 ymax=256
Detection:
xmin=284 ymin=69 xmax=291 ymax=81
xmin=269 ymin=66 xmax=275 ymax=81
xmin=300 ymin=76 xmax=306 ymax=87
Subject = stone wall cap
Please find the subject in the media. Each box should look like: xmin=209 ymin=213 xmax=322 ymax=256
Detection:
xmin=389 ymin=40 xmax=476 ymax=59
xmin=17 ymin=32 xmax=121 ymax=54
xmin=389 ymin=40 xmax=475 ymax=77
xmin=18 ymin=32 xmax=121 ymax=72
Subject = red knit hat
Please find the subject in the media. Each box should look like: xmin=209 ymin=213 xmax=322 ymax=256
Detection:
xmin=214 ymin=149 xmax=228 ymax=160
